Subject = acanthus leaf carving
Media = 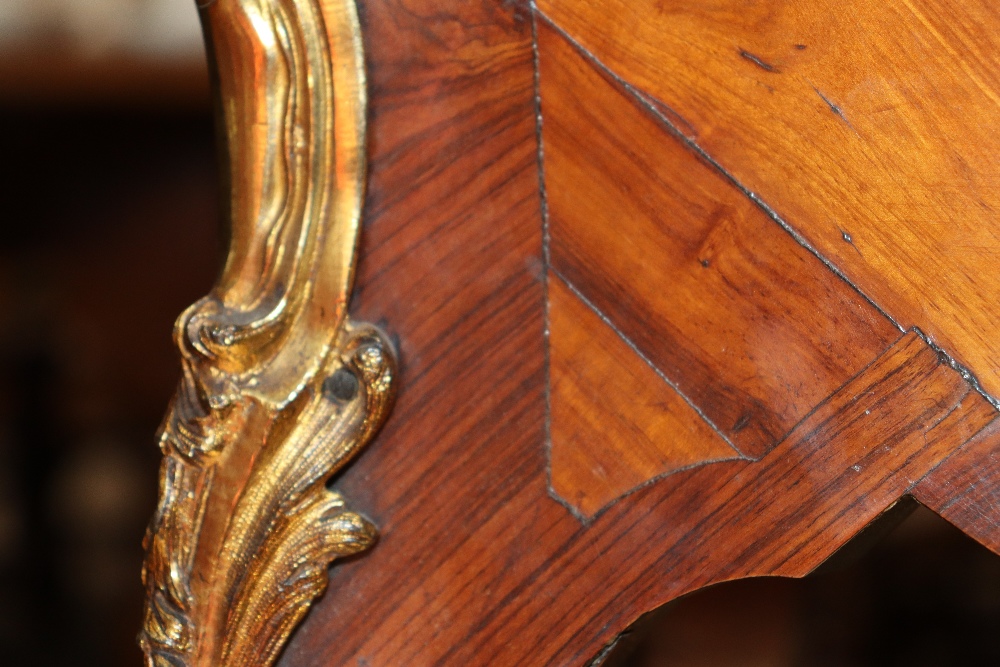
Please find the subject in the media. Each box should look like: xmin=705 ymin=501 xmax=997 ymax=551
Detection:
xmin=139 ymin=1 xmax=394 ymax=665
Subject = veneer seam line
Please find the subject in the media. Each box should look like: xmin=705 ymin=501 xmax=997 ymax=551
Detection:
xmin=533 ymin=6 xmax=573 ymax=525
xmin=532 ymin=10 xmax=904 ymax=333
xmin=550 ymin=269 xmax=741 ymax=455
xmin=534 ymin=8 xmax=1000 ymax=413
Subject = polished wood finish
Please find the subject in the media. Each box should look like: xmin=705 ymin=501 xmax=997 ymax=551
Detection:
xmin=549 ymin=274 xmax=737 ymax=519
xmin=915 ymin=423 xmax=1000 ymax=554
xmin=540 ymin=16 xmax=901 ymax=460
xmin=250 ymin=1 xmax=1000 ymax=665
xmin=537 ymin=0 xmax=1000 ymax=401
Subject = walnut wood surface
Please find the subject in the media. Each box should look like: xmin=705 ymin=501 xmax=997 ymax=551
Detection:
xmin=537 ymin=0 xmax=1000 ymax=401
xmin=915 ymin=423 xmax=1000 ymax=554
xmin=540 ymin=17 xmax=901 ymax=461
xmin=258 ymin=1 xmax=1000 ymax=665
xmin=549 ymin=275 xmax=738 ymax=519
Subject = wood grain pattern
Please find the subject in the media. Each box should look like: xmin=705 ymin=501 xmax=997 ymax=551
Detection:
xmin=537 ymin=0 xmax=1000 ymax=402
xmin=249 ymin=3 xmax=1000 ymax=664
xmin=281 ymin=1 xmax=551 ymax=664
xmin=549 ymin=273 xmax=738 ymax=519
xmin=539 ymin=17 xmax=901 ymax=458
xmin=512 ymin=332 xmax=997 ymax=666
xmin=914 ymin=421 xmax=1000 ymax=554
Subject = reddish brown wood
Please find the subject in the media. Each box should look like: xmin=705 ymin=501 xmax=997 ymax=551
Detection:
xmin=914 ymin=422 xmax=1000 ymax=554
xmin=536 ymin=0 xmax=1000 ymax=401
xmin=250 ymin=4 xmax=1000 ymax=665
xmin=549 ymin=273 xmax=738 ymax=519
xmin=539 ymin=16 xmax=901 ymax=459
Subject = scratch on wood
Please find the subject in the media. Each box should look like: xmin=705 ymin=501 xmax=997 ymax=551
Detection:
xmin=739 ymin=48 xmax=778 ymax=73
xmin=813 ymin=86 xmax=852 ymax=127
xmin=533 ymin=10 xmax=907 ymax=335
xmin=585 ymin=632 xmax=625 ymax=666
xmin=841 ymin=228 xmax=863 ymax=256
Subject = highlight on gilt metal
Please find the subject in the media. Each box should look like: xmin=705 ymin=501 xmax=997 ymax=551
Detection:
xmin=139 ymin=1 xmax=396 ymax=665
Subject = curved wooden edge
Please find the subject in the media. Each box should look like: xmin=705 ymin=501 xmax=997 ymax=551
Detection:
xmin=131 ymin=0 xmax=1000 ymax=664
xmin=274 ymin=3 xmax=1000 ymax=664
xmin=913 ymin=420 xmax=1000 ymax=556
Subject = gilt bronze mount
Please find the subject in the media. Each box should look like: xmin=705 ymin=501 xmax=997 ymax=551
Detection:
xmin=139 ymin=1 xmax=395 ymax=665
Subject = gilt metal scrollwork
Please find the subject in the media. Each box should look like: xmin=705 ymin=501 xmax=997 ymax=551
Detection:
xmin=139 ymin=1 xmax=395 ymax=665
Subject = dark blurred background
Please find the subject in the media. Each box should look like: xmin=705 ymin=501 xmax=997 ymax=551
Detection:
xmin=610 ymin=505 xmax=1000 ymax=667
xmin=0 ymin=3 xmax=998 ymax=666
xmin=0 ymin=2 xmax=220 ymax=664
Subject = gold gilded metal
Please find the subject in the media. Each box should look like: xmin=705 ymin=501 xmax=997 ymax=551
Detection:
xmin=139 ymin=1 xmax=394 ymax=665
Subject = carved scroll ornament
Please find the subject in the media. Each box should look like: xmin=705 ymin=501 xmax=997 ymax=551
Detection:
xmin=139 ymin=1 xmax=395 ymax=666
